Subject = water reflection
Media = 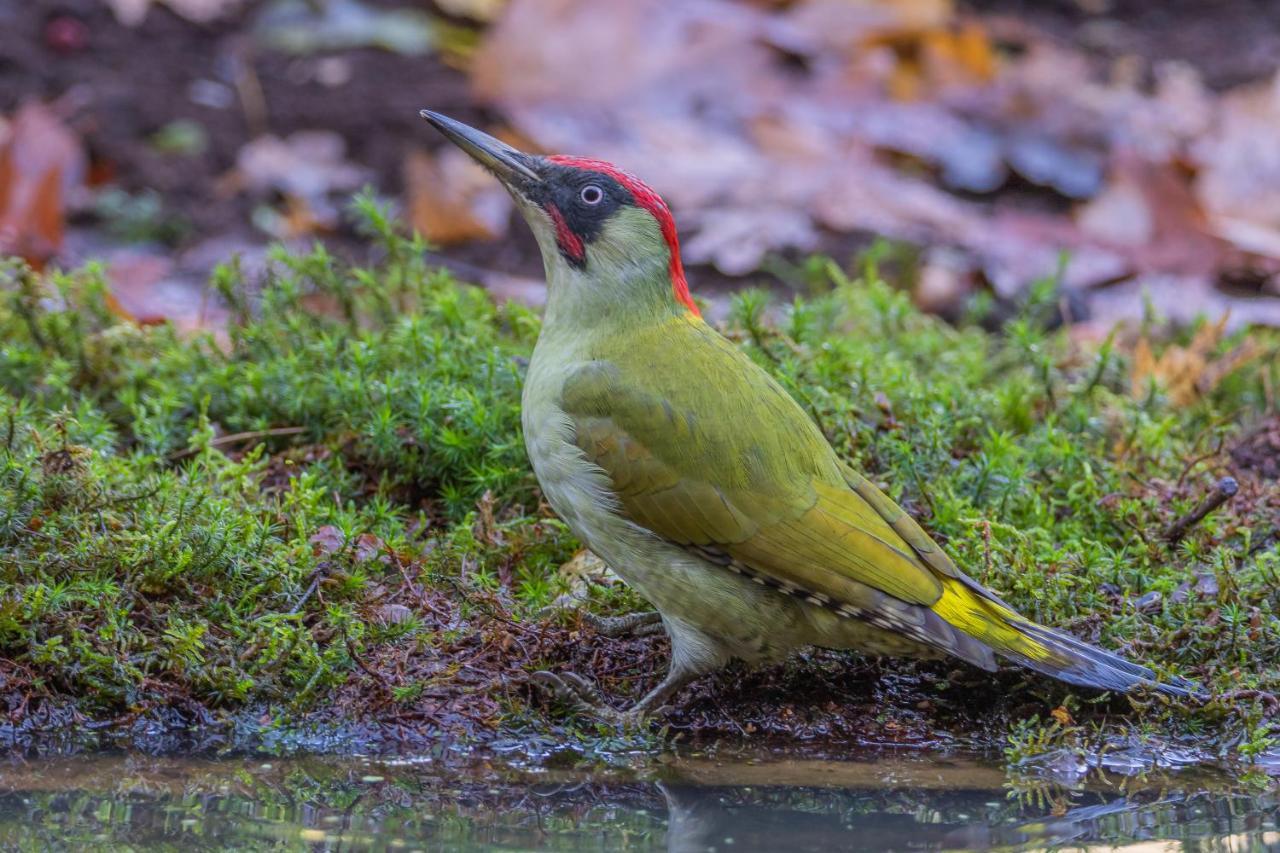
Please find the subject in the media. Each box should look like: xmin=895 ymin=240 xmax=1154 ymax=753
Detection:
xmin=0 ymin=750 xmax=1275 ymax=851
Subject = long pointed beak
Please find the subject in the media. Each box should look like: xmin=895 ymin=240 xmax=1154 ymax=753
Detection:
xmin=419 ymin=110 xmax=541 ymax=188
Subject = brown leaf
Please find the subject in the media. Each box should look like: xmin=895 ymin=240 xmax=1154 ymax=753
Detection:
xmin=1128 ymin=314 xmax=1261 ymax=405
xmin=1194 ymin=73 xmax=1280 ymax=252
xmin=309 ymin=525 xmax=345 ymax=556
xmin=557 ymin=549 xmax=618 ymax=593
xmin=404 ymin=146 xmax=512 ymax=245
xmin=104 ymin=251 xmax=175 ymax=326
xmin=376 ymin=603 xmax=414 ymax=626
xmin=471 ymin=0 xmax=1280 ymax=327
xmin=233 ymin=132 xmax=369 ymax=228
xmin=353 ymin=532 xmax=386 ymax=563
xmin=472 ymin=490 xmax=503 ymax=548
xmin=0 ymin=103 xmax=86 ymax=268
xmin=1049 ymin=705 xmax=1073 ymax=726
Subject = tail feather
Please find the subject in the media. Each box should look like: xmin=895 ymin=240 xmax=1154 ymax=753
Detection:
xmin=931 ymin=576 xmax=1204 ymax=699
xmin=1000 ymin=620 xmax=1205 ymax=699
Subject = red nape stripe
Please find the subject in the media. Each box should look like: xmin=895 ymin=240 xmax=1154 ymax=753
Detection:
xmin=547 ymin=155 xmax=699 ymax=316
xmin=545 ymin=203 xmax=584 ymax=264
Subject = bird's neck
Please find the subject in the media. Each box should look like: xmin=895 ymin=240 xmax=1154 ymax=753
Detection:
xmin=540 ymin=250 xmax=690 ymax=347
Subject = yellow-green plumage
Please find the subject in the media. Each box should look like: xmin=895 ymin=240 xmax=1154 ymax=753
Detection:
xmin=563 ymin=312 xmax=1053 ymax=671
xmin=421 ymin=110 xmax=1198 ymax=718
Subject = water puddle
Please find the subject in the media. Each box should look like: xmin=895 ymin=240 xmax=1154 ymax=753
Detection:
xmin=0 ymin=745 xmax=1276 ymax=850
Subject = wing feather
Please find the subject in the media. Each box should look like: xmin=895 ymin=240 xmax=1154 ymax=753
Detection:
xmin=558 ymin=322 xmax=958 ymax=617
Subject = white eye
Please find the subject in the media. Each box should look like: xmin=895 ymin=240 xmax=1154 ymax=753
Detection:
xmin=580 ymin=185 xmax=604 ymax=205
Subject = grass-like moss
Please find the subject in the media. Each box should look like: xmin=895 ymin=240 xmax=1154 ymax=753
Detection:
xmin=1 ymin=196 xmax=1276 ymax=760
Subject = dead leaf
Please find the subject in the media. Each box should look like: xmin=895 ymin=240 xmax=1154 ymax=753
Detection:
xmin=1128 ymin=314 xmax=1261 ymax=405
xmin=104 ymin=251 xmax=175 ymax=326
xmin=376 ymin=603 xmax=414 ymax=626
xmin=233 ymin=132 xmax=370 ymax=230
xmin=682 ymin=206 xmax=817 ymax=275
xmin=1049 ymin=705 xmax=1073 ymax=726
xmin=353 ymin=532 xmax=385 ymax=563
xmin=1086 ymin=274 xmax=1280 ymax=338
xmin=556 ymin=549 xmax=619 ymax=598
xmin=404 ymin=146 xmax=512 ymax=245
xmin=1078 ymin=176 xmax=1154 ymax=248
xmin=0 ymin=103 xmax=86 ymax=268
xmin=1193 ymin=71 xmax=1280 ymax=263
xmin=309 ymin=525 xmax=345 ymax=556
xmin=235 ymin=132 xmax=368 ymax=200
xmin=472 ymin=490 xmax=503 ymax=548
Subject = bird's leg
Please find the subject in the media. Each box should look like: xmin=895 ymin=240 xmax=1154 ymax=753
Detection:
xmin=532 ymin=662 xmax=699 ymax=726
xmin=582 ymin=610 xmax=664 ymax=638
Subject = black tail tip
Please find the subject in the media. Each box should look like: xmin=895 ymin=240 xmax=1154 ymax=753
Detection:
xmin=1011 ymin=622 xmax=1207 ymax=700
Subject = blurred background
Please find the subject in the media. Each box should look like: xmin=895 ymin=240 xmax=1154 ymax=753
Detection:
xmin=3 ymin=0 xmax=1280 ymax=333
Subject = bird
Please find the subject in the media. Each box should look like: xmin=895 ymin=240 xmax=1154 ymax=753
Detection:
xmin=419 ymin=110 xmax=1201 ymax=723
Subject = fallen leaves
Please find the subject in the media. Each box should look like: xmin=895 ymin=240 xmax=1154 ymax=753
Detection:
xmin=550 ymin=548 xmax=620 ymax=610
xmin=1130 ymin=315 xmax=1266 ymax=405
xmin=231 ymin=131 xmax=371 ymax=236
xmin=404 ymin=146 xmax=512 ymax=245
xmin=0 ymin=103 xmax=86 ymax=269
xmin=1194 ymin=74 xmax=1280 ymax=261
xmin=5 ymin=0 xmax=1279 ymax=334
xmin=470 ymin=0 xmax=1280 ymax=327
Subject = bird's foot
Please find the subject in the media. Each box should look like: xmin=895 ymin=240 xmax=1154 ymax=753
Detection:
xmin=531 ymin=671 xmax=659 ymax=727
xmin=582 ymin=610 xmax=664 ymax=639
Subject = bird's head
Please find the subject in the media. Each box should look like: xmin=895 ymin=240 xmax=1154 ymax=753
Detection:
xmin=421 ymin=111 xmax=698 ymax=320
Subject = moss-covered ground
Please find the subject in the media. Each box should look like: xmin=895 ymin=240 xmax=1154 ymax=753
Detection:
xmin=1 ymin=198 xmax=1276 ymax=765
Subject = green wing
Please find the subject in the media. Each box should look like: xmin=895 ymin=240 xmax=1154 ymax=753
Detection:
xmin=560 ymin=318 xmax=1017 ymax=666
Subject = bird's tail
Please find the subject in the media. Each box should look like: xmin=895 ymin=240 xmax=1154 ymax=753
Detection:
xmin=999 ymin=619 xmax=1204 ymax=698
xmin=932 ymin=577 xmax=1204 ymax=698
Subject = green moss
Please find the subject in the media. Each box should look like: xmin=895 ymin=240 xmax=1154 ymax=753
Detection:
xmin=0 ymin=195 xmax=568 ymax=719
xmin=0 ymin=197 xmax=1277 ymax=758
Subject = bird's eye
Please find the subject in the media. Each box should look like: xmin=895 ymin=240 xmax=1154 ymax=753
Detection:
xmin=580 ymin=185 xmax=604 ymax=205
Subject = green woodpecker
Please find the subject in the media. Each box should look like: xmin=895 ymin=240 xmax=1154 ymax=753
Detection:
xmin=421 ymin=111 xmax=1199 ymax=721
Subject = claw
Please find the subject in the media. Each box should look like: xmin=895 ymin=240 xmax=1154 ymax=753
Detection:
xmin=531 ymin=670 xmax=650 ymax=727
xmin=582 ymin=611 xmax=664 ymax=639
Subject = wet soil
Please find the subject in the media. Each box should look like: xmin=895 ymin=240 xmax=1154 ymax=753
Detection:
xmin=1232 ymin=415 xmax=1280 ymax=481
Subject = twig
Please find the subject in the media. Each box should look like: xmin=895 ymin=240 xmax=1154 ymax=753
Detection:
xmin=1215 ymin=688 xmax=1280 ymax=716
xmin=344 ymin=630 xmax=391 ymax=688
xmin=168 ymin=426 xmax=306 ymax=461
xmin=1175 ymin=435 xmax=1225 ymax=489
xmin=290 ymin=568 xmax=324 ymax=615
xmin=1164 ymin=477 xmax=1239 ymax=544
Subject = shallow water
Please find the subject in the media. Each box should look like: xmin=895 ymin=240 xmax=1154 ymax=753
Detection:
xmin=1 ymin=746 xmax=1277 ymax=851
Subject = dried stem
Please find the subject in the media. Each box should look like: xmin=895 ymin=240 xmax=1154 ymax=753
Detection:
xmin=1164 ymin=477 xmax=1238 ymax=544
